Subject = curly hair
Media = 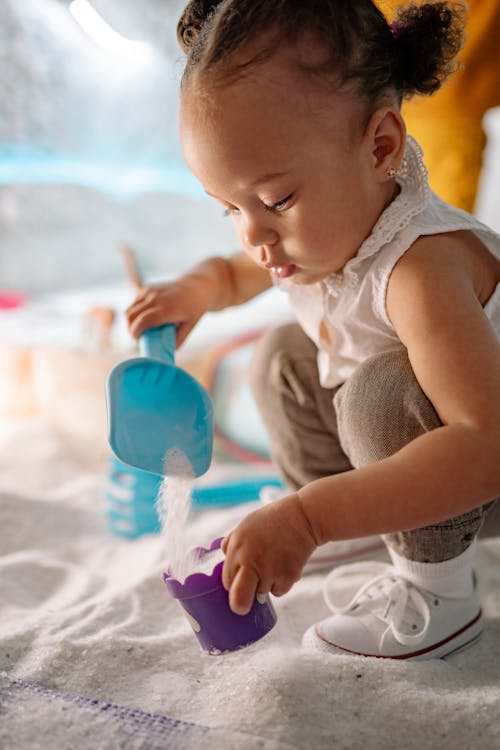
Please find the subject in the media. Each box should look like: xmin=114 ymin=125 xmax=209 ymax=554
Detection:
xmin=177 ymin=0 xmax=466 ymax=103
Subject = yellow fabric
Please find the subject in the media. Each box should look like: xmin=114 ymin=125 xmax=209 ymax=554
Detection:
xmin=377 ymin=0 xmax=500 ymax=212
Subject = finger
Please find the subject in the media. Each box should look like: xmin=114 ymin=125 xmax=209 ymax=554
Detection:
xmin=125 ymin=290 xmax=151 ymax=315
xmin=221 ymin=549 xmax=237 ymax=592
xmin=125 ymin=300 xmax=153 ymax=334
xmin=229 ymin=566 xmax=260 ymax=616
xmin=270 ymin=579 xmax=293 ymax=597
xmin=128 ymin=312 xmax=153 ymax=339
xmin=125 ymin=294 xmax=161 ymax=323
xmin=128 ymin=307 xmax=170 ymax=339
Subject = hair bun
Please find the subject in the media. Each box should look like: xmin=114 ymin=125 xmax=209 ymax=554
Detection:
xmin=177 ymin=0 xmax=224 ymax=53
xmin=391 ymin=2 xmax=466 ymax=97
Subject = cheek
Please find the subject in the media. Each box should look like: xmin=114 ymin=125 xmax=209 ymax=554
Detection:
xmin=295 ymin=200 xmax=361 ymax=264
xmin=230 ymin=218 xmax=254 ymax=258
xmin=231 ymin=217 xmax=246 ymax=246
xmin=294 ymin=201 xmax=336 ymax=246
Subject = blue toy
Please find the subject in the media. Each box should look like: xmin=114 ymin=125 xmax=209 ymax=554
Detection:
xmin=106 ymin=324 xmax=213 ymax=477
xmin=104 ymin=456 xmax=284 ymax=539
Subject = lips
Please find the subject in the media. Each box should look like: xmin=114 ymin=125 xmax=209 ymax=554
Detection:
xmin=266 ymin=264 xmax=296 ymax=279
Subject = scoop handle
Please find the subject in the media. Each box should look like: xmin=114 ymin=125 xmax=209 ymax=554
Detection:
xmin=139 ymin=324 xmax=176 ymax=364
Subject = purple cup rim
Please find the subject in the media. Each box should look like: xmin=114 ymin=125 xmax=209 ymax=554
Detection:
xmin=163 ymin=537 xmax=226 ymax=599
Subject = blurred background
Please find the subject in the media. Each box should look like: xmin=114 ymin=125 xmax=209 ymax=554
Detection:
xmin=0 ymin=0 xmax=498 ymax=297
xmin=0 ymin=0 xmax=237 ymax=294
xmin=0 ymin=0 xmax=252 ymax=468
xmin=0 ymin=0 xmax=499 ymax=466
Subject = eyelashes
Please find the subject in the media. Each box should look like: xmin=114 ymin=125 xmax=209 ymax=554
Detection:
xmin=266 ymin=193 xmax=293 ymax=212
xmin=223 ymin=194 xmax=293 ymax=217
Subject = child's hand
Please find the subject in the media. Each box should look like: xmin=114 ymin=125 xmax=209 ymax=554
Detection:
xmin=221 ymin=493 xmax=317 ymax=615
xmin=126 ymin=275 xmax=211 ymax=345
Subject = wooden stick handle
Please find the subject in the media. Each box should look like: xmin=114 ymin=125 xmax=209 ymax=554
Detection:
xmin=119 ymin=244 xmax=143 ymax=290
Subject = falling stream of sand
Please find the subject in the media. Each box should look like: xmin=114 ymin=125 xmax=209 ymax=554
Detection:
xmin=156 ymin=448 xmax=224 ymax=583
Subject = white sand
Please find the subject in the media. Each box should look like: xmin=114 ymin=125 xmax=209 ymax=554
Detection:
xmin=157 ymin=449 xmax=197 ymax=583
xmin=1 ymin=417 xmax=500 ymax=750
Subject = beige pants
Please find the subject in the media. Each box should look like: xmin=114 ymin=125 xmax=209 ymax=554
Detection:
xmin=250 ymin=323 xmax=499 ymax=562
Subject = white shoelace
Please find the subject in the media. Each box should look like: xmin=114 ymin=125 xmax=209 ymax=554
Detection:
xmin=323 ymin=562 xmax=432 ymax=647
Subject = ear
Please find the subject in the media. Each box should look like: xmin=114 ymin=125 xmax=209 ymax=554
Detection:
xmin=364 ymin=107 xmax=406 ymax=182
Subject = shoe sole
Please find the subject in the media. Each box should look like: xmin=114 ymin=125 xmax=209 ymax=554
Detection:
xmin=440 ymin=628 xmax=483 ymax=660
xmin=302 ymin=610 xmax=483 ymax=661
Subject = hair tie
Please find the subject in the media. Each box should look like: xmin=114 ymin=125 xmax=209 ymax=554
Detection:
xmin=390 ymin=20 xmax=404 ymax=39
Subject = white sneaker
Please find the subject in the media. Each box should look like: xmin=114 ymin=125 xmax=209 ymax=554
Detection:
xmin=302 ymin=560 xmax=483 ymax=660
xmin=259 ymin=486 xmax=386 ymax=574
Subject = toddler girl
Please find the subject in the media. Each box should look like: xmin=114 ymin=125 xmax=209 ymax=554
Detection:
xmin=127 ymin=0 xmax=500 ymax=660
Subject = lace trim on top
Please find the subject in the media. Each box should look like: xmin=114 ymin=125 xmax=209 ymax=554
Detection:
xmin=275 ymin=135 xmax=430 ymax=297
xmin=352 ymin=136 xmax=429 ymax=261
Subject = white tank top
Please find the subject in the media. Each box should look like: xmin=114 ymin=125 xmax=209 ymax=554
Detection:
xmin=276 ymin=136 xmax=500 ymax=388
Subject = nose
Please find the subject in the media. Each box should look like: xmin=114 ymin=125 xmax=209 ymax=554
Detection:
xmin=243 ymin=215 xmax=279 ymax=256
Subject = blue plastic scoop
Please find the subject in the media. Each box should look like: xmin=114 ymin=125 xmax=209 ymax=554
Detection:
xmin=106 ymin=324 xmax=213 ymax=477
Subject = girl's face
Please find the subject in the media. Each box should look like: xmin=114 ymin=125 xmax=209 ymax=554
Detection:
xmin=181 ymin=57 xmax=396 ymax=284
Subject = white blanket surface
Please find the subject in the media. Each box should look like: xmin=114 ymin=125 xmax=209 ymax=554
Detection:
xmin=1 ymin=418 xmax=499 ymax=750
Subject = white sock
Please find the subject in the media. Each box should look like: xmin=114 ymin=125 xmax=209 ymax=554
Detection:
xmin=388 ymin=542 xmax=476 ymax=599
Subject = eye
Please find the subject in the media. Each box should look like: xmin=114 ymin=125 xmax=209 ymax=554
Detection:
xmin=223 ymin=206 xmax=240 ymax=217
xmin=265 ymin=193 xmax=293 ymax=212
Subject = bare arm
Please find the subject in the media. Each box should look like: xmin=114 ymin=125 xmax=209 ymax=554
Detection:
xmin=221 ymin=232 xmax=500 ymax=615
xmin=208 ymin=251 xmax=273 ymax=310
xmin=127 ymin=251 xmax=272 ymax=343
xmin=297 ymin=233 xmax=500 ymax=543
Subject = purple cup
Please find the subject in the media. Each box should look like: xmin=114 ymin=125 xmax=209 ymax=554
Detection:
xmin=163 ymin=537 xmax=277 ymax=655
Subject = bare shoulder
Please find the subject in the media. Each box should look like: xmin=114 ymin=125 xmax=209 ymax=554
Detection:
xmin=385 ymin=230 xmax=500 ymax=434
xmin=387 ymin=230 xmax=500 ymax=326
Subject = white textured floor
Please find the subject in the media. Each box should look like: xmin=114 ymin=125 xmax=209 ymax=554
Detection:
xmin=1 ymin=418 xmax=500 ymax=750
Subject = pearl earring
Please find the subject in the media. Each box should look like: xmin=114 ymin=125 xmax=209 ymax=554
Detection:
xmin=385 ymin=165 xmax=397 ymax=178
